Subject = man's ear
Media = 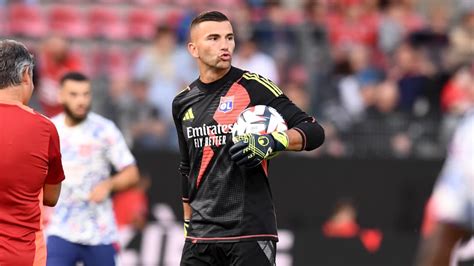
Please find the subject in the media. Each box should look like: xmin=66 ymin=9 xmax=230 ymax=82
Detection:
xmin=187 ymin=42 xmax=199 ymax=59
xmin=22 ymin=66 xmax=32 ymax=87
xmin=20 ymin=66 xmax=34 ymax=104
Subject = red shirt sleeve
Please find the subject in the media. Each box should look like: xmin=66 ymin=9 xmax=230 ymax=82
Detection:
xmin=46 ymin=123 xmax=65 ymax=184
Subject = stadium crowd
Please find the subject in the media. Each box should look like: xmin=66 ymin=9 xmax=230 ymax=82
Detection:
xmin=1 ymin=0 xmax=473 ymax=159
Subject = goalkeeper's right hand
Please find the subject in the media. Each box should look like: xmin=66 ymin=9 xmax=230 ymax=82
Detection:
xmin=230 ymin=131 xmax=289 ymax=168
xmin=184 ymin=220 xmax=190 ymax=238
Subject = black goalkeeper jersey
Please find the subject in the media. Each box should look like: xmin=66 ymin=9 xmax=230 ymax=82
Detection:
xmin=172 ymin=66 xmax=314 ymax=243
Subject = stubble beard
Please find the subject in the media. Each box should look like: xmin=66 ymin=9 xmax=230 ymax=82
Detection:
xmin=63 ymin=104 xmax=89 ymax=124
xmin=210 ymin=58 xmax=231 ymax=72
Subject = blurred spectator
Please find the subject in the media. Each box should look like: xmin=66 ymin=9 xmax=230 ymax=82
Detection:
xmin=409 ymin=6 xmax=450 ymax=72
xmin=133 ymin=25 xmax=196 ymax=120
xmin=322 ymin=198 xmax=383 ymax=253
xmin=299 ymin=0 xmax=333 ymax=116
xmin=338 ymin=45 xmax=381 ymax=121
xmin=372 ymin=80 xmax=400 ymax=115
xmin=133 ymin=25 xmax=197 ymax=150
xmin=281 ymin=66 xmax=311 ymax=112
xmin=378 ymin=0 xmax=425 ymax=55
xmin=349 ymin=80 xmax=416 ymax=158
xmin=405 ymin=6 xmax=452 ymax=117
xmin=285 ymin=84 xmax=309 ymax=110
xmin=447 ymin=7 xmax=474 ymax=69
xmin=440 ymin=66 xmax=474 ymax=115
xmin=323 ymin=199 xmax=359 ymax=238
xmin=229 ymin=2 xmax=254 ymax=42
xmin=36 ymin=36 xmax=83 ymax=117
xmin=439 ymin=65 xmax=474 ymax=148
xmin=233 ymin=35 xmax=280 ymax=84
xmin=362 ymin=0 xmax=382 ymax=19
xmin=253 ymin=0 xmax=298 ymax=80
xmin=174 ymin=1 xmax=208 ymax=43
xmin=115 ymin=79 xmax=170 ymax=150
xmin=326 ymin=0 xmax=379 ymax=52
xmin=398 ymin=0 xmax=426 ymax=31
xmin=318 ymin=44 xmax=381 ymax=143
xmin=247 ymin=0 xmax=266 ymax=9
xmin=380 ymin=81 xmax=423 ymax=158
xmin=318 ymin=121 xmax=347 ymax=158
xmin=389 ymin=42 xmax=433 ymax=115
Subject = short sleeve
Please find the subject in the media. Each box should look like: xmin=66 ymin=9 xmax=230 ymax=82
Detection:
xmin=105 ymin=122 xmax=136 ymax=171
xmin=46 ymin=123 xmax=65 ymax=184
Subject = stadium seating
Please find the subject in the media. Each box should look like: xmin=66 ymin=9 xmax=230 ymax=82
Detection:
xmin=48 ymin=5 xmax=88 ymax=38
xmin=88 ymin=6 xmax=128 ymax=40
xmin=0 ymin=7 xmax=8 ymax=36
xmin=162 ymin=8 xmax=185 ymax=28
xmin=8 ymin=4 xmax=47 ymax=38
xmin=41 ymin=0 xmax=91 ymax=4
xmin=97 ymin=0 xmax=128 ymax=4
xmin=106 ymin=45 xmax=131 ymax=76
xmin=88 ymin=44 xmax=130 ymax=77
xmin=127 ymin=8 xmax=158 ymax=40
xmin=132 ymin=0 xmax=169 ymax=6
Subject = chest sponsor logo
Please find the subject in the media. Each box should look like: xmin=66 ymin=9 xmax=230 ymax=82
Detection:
xmin=218 ymin=96 xmax=234 ymax=113
xmin=186 ymin=123 xmax=234 ymax=148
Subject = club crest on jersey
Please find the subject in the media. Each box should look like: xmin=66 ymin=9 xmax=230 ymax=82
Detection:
xmin=218 ymin=96 xmax=234 ymax=113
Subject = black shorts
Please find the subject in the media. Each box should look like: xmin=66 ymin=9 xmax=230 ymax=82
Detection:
xmin=180 ymin=240 xmax=276 ymax=266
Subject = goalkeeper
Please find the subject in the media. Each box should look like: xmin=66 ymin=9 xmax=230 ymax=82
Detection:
xmin=173 ymin=11 xmax=325 ymax=266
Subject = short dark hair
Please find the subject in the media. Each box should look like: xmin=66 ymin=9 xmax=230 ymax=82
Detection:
xmin=0 ymin=39 xmax=35 ymax=90
xmin=60 ymin=72 xmax=89 ymax=86
xmin=190 ymin=11 xmax=230 ymax=29
xmin=154 ymin=25 xmax=175 ymax=40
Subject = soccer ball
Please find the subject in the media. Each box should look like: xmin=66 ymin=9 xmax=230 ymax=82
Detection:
xmin=231 ymin=105 xmax=288 ymax=141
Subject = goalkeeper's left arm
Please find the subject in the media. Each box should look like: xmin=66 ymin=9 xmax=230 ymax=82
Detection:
xmin=229 ymin=93 xmax=325 ymax=167
xmin=230 ymin=131 xmax=288 ymax=168
xmin=229 ymin=124 xmax=323 ymax=167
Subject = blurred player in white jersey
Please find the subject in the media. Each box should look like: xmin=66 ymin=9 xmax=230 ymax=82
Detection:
xmin=416 ymin=65 xmax=474 ymax=266
xmin=46 ymin=72 xmax=139 ymax=266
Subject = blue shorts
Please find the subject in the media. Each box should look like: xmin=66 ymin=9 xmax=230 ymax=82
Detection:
xmin=46 ymin=236 xmax=117 ymax=266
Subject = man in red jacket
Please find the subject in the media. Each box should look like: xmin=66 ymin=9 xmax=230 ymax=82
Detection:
xmin=0 ymin=39 xmax=65 ymax=266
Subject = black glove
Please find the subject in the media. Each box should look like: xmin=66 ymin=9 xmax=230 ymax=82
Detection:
xmin=229 ymin=131 xmax=289 ymax=168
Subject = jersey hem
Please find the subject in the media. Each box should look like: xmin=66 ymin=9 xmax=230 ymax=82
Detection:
xmin=185 ymin=234 xmax=279 ymax=243
xmin=46 ymin=233 xmax=118 ymax=246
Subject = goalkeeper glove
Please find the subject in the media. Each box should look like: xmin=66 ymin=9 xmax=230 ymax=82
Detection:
xmin=184 ymin=219 xmax=190 ymax=238
xmin=229 ymin=131 xmax=289 ymax=168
